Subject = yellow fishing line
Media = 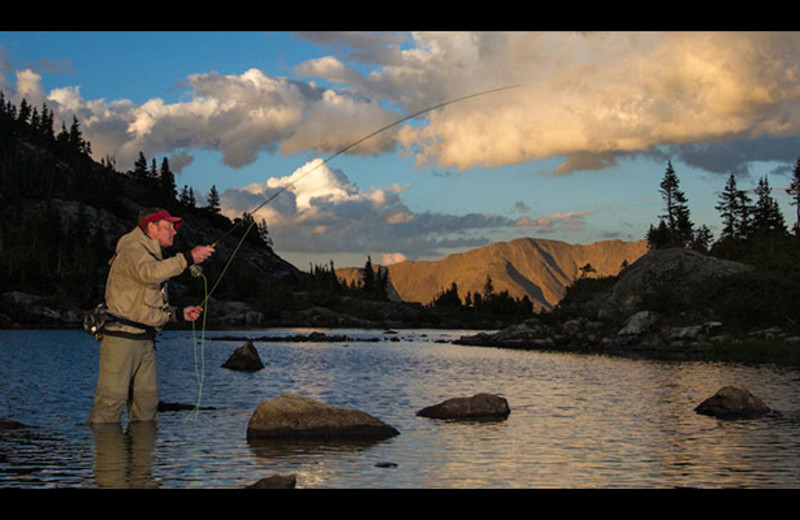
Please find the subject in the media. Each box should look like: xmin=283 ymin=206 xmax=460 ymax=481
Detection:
xmin=187 ymin=218 xmax=256 ymax=420
xmin=187 ymin=271 xmax=209 ymax=422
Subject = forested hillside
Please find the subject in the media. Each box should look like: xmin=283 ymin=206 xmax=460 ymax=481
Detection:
xmin=0 ymin=93 xmax=303 ymax=317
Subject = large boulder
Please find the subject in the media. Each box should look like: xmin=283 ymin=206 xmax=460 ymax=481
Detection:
xmin=694 ymin=386 xmax=772 ymax=419
xmin=417 ymin=393 xmax=511 ymax=420
xmin=601 ymin=248 xmax=753 ymax=316
xmin=246 ymin=393 xmax=400 ymax=441
xmin=221 ymin=340 xmax=264 ymax=371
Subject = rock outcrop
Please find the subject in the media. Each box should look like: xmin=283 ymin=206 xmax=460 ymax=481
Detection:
xmin=592 ymin=248 xmax=753 ymax=319
xmin=246 ymin=393 xmax=400 ymax=441
xmin=454 ymin=248 xmax=780 ymax=359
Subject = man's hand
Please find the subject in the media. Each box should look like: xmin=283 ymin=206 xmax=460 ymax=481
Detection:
xmin=191 ymin=245 xmax=215 ymax=265
xmin=183 ymin=306 xmax=204 ymax=322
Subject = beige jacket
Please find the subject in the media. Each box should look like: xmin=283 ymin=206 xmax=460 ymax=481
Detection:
xmin=104 ymin=226 xmax=188 ymax=334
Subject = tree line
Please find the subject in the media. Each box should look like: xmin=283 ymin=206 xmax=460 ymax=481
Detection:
xmin=0 ymin=94 xmax=276 ymax=310
xmin=428 ymin=275 xmax=534 ymax=318
xmin=646 ymin=160 xmax=800 ymax=268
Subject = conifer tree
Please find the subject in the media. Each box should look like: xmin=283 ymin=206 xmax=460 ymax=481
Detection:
xmin=257 ymin=218 xmax=273 ymax=247
xmin=133 ymin=152 xmax=149 ymax=183
xmin=714 ymin=173 xmax=752 ymax=245
xmin=752 ymin=175 xmax=787 ymax=238
xmin=483 ymin=275 xmax=494 ymax=299
xmin=648 ymin=161 xmax=695 ymax=249
xmin=159 ymin=157 xmax=176 ymax=204
xmin=785 ymin=157 xmax=800 ymax=233
xmin=362 ymin=255 xmax=375 ymax=296
xmin=206 ymin=185 xmax=221 ymax=214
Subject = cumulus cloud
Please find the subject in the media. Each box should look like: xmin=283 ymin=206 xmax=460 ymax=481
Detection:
xmin=8 ymin=31 xmax=800 ymax=261
xmin=389 ymin=32 xmax=800 ymax=176
xmin=219 ymin=159 xmax=514 ymax=259
xmin=381 ymin=252 xmax=407 ymax=265
xmin=9 ymin=31 xmax=800 ymax=179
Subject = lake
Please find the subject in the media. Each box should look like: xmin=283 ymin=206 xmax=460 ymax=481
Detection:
xmin=1 ymin=328 xmax=799 ymax=489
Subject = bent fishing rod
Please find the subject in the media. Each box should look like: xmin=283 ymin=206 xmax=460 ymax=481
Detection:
xmin=191 ymin=83 xmax=522 ymax=303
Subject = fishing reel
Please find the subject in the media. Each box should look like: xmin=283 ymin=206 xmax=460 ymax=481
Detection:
xmin=190 ymin=264 xmax=204 ymax=278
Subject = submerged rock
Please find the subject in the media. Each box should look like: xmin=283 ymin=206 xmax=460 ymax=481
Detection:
xmin=157 ymin=401 xmax=217 ymax=412
xmin=417 ymin=393 xmax=511 ymax=420
xmin=221 ymin=340 xmax=265 ymax=371
xmin=0 ymin=418 xmax=30 ymax=430
xmin=247 ymin=474 xmax=297 ymax=489
xmin=246 ymin=392 xmax=400 ymax=441
xmin=694 ymin=386 xmax=772 ymax=419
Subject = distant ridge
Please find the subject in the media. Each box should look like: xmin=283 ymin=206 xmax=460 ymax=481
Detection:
xmin=339 ymin=238 xmax=648 ymax=311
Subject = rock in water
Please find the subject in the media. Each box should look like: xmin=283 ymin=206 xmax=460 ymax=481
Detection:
xmin=246 ymin=393 xmax=400 ymax=440
xmin=247 ymin=474 xmax=297 ymax=489
xmin=0 ymin=418 xmax=29 ymax=430
xmin=221 ymin=340 xmax=264 ymax=371
xmin=417 ymin=393 xmax=511 ymax=420
xmin=694 ymin=386 xmax=771 ymax=419
xmin=157 ymin=401 xmax=217 ymax=412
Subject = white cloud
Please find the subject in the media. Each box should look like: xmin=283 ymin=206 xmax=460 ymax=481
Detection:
xmin=12 ymin=32 xmax=800 ymax=179
xmin=219 ymin=159 xmax=513 ymax=260
xmin=381 ymin=252 xmax=407 ymax=265
xmin=9 ymin=31 xmax=800 ymax=262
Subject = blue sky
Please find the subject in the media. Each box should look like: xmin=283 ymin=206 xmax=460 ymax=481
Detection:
xmin=2 ymin=31 xmax=800 ymax=270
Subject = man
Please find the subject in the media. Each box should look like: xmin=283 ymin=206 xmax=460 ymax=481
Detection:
xmin=88 ymin=208 xmax=215 ymax=424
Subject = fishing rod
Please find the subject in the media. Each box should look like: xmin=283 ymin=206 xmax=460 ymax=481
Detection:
xmin=183 ymin=84 xmax=522 ymax=418
xmin=192 ymin=83 xmax=522 ymax=300
xmin=208 ymin=83 xmax=522 ymax=249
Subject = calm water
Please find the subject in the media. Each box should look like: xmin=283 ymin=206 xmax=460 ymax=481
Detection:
xmin=1 ymin=328 xmax=799 ymax=489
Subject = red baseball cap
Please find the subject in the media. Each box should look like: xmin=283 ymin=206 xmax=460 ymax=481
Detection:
xmin=138 ymin=208 xmax=184 ymax=230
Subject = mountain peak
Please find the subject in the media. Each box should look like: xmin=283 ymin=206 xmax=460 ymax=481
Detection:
xmin=374 ymin=237 xmax=648 ymax=310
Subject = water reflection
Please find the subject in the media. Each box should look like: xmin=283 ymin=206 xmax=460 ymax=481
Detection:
xmin=2 ymin=329 xmax=800 ymax=488
xmin=90 ymin=422 xmax=158 ymax=489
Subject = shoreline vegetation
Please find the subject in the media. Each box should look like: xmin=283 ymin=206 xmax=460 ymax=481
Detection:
xmin=3 ymin=95 xmax=800 ymax=368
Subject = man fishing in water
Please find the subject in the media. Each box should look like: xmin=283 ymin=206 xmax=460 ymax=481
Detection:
xmin=88 ymin=208 xmax=215 ymax=424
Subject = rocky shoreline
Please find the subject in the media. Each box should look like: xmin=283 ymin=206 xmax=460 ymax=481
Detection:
xmin=454 ymin=311 xmax=800 ymax=361
xmin=455 ymin=248 xmax=800 ymax=363
xmin=3 ymin=247 xmax=800 ymax=365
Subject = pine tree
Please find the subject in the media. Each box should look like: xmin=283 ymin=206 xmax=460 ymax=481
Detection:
xmin=159 ymin=157 xmax=177 ymax=204
xmin=752 ymin=175 xmax=787 ymax=238
xmin=483 ymin=275 xmax=495 ymax=299
xmin=785 ymin=157 xmax=800 ymax=234
xmin=133 ymin=152 xmax=149 ymax=183
xmin=362 ymin=255 xmax=375 ymax=296
xmin=257 ymin=218 xmax=273 ymax=247
xmin=206 ymin=185 xmax=221 ymax=214
xmin=648 ymin=161 xmax=695 ymax=249
xmin=715 ymin=174 xmax=743 ymax=241
xmin=179 ymin=185 xmax=191 ymax=207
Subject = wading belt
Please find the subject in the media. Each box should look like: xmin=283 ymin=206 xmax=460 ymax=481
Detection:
xmin=84 ymin=303 xmax=157 ymax=341
xmin=102 ymin=313 xmax=158 ymax=341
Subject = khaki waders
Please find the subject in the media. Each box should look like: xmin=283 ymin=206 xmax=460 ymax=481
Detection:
xmin=89 ymin=334 xmax=159 ymax=423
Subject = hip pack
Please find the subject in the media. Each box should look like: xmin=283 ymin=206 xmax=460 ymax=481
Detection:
xmin=82 ymin=303 xmax=157 ymax=341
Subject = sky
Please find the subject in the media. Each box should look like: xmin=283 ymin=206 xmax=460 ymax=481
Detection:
xmin=2 ymin=31 xmax=800 ymax=270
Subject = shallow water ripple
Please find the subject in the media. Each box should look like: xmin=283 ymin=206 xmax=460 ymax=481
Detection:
xmin=1 ymin=328 xmax=800 ymax=488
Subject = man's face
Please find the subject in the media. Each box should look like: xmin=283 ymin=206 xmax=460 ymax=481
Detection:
xmin=148 ymin=220 xmax=177 ymax=247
